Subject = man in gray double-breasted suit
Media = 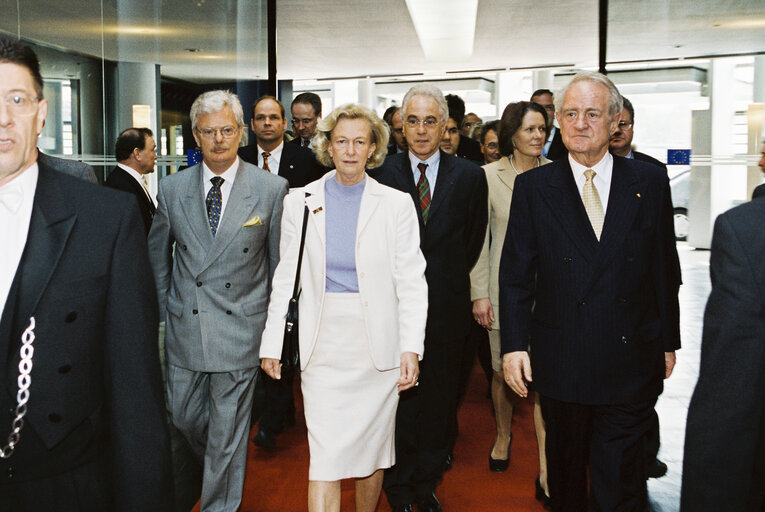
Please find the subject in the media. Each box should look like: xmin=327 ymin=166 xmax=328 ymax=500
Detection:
xmin=148 ymin=90 xmax=288 ymax=512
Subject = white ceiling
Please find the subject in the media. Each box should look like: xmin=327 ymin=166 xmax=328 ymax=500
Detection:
xmin=0 ymin=0 xmax=763 ymax=82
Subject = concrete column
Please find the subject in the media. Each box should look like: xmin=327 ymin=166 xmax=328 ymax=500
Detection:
xmin=358 ymin=78 xmax=375 ymax=110
xmin=495 ymin=71 xmax=530 ymax=118
xmin=333 ymin=79 xmax=359 ymax=108
xmin=532 ymin=70 xmax=555 ymax=93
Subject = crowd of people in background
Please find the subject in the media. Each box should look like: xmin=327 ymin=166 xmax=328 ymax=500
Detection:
xmin=2 ymin=34 xmax=765 ymax=512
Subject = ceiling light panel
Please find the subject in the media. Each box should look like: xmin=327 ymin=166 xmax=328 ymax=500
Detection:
xmin=405 ymin=0 xmax=478 ymax=61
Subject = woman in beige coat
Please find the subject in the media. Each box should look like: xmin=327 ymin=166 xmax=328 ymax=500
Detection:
xmin=470 ymin=101 xmax=552 ymax=506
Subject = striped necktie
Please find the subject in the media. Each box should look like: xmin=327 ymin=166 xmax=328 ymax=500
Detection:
xmin=206 ymin=176 xmax=224 ymax=236
xmin=583 ymin=169 xmax=604 ymax=240
xmin=417 ymin=162 xmax=431 ymax=224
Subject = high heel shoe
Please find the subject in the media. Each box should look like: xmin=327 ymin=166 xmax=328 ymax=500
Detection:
xmin=535 ymin=476 xmax=551 ymax=510
xmin=488 ymin=433 xmax=512 ymax=472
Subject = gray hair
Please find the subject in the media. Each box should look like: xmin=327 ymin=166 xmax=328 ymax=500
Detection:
xmin=401 ymin=84 xmax=449 ymax=124
xmin=190 ymin=90 xmax=245 ymax=131
xmin=554 ymin=71 xmax=623 ymax=121
xmin=313 ymin=103 xmax=390 ymax=169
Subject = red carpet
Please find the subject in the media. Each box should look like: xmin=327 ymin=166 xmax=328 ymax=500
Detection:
xmin=194 ymin=361 xmax=546 ymax=511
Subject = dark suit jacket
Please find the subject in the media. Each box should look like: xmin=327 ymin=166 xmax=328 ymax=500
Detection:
xmin=456 ymin=134 xmax=484 ymax=163
xmin=238 ymin=141 xmax=323 ymax=188
xmin=498 ymin=156 xmax=680 ymax=405
xmin=546 ymin=127 xmax=568 ymax=161
xmin=37 ymin=150 xmax=98 ymax=183
xmin=681 ymin=199 xmax=765 ymax=512
xmin=633 ymin=150 xmax=668 ymax=173
xmin=372 ymin=151 xmax=488 ymax=343
xmin=752 ymin=183 xmax=765 ymax=200
xmin=104 ymin=166 xmax=156 ymax=235
xmin=0 ymin=162 xmax=172 ymax=510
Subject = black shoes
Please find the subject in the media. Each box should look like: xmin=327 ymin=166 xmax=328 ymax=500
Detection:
xmin=535 ymin=476 xmax=551 ymax=510
xmin=488 ymin=434 xmax=512 ymax=472
xmin=646 ymin=458 xmax=668 ymax=479
xmin=251 ymin=429 xmax=276 ymax=450
xmin=391 ymin=505 xmax=413 ymax=512
xmin=417 ymin=492 xmax=442 ymax=512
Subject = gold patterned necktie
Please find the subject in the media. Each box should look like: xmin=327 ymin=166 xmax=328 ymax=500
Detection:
xmin=262 ymin=152 xmax=271 ymax=172
xmin=583 ymin=169 xmax=604 ymax=241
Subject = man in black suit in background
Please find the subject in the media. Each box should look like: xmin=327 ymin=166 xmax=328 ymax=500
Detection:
xmin=290 ymin=92 xmax=322 ymax=148
xmin=375 ymin=84 xmax=487 ymax=512
xmin=500 ymin=71 xmax=680 ymax=512
xmin=0 ymin=35 xmax=172 ymax=511
xmin=681 ymin=196 xmax=765 ymax=512
xmin=609 ymin=95 xmax=672 ymax=480
xmin=239 ymin=95 xmax=323 ymax=189
xmin=530 ymin=89 xmax=567 ymax=161
xmin=105 ymin=127 xmax=157 ymax=235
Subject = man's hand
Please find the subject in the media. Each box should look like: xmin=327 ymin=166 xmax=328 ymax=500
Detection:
xmin=261 ymin=358 xmax=282 ymax=380
xmin=398 ymin=352 xmax=419 ymax=392
xmin=664 ymin=351 xmax=676 ymax=379
xmin=502 ymin=351 xmax=532 ymax=398
xmin=472 ymin=298 xmax=495 ymax=330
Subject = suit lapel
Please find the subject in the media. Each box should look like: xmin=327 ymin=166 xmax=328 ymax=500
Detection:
xmin=427 ymin=151 xmax=455 ymax=223
xmin=581 ymin=158 xmax=642 ymax=296
xmin=180 ymin=165 xmax=215 ymax=249
xmin=16 ymin=165 xmax=77 ymax=339
xmin=494 ymin=157 xmax=516 ymax=192
xmin=304 ymin=176 xmax=327 ymax=249
xmin=357 ymin=178 xmax=383 ymax=237
xmin=541 ymin=161 xmax=598 ymax=261
xmin=201 ymin=162 xmax=255 ymax=270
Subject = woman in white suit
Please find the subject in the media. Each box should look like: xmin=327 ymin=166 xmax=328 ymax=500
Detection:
xmin=470 ymin=101 xmax=552 ymax=506
xmin=260 ymin=103 xmax=428 ymax=512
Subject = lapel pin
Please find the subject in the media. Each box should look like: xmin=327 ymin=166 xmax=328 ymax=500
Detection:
xmin=636 ymin=193 xmax=641 ymax=198
xmin=313 ymin=206 xmax=323 ymax=214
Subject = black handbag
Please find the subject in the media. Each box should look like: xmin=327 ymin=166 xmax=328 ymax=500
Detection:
xmin=280 ymin=204 xmax=310 ymax=377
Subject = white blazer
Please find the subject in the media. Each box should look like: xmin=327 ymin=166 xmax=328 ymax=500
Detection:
xmin=260 ymin=171 xmax=427 ymax=371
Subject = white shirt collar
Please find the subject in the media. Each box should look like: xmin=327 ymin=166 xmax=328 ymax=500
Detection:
xmin=117 ymin=162 xmax=145 ymax=184
xmin=202 ymin=157 xmax=239 ymax=185
xmin=569 ymin=151 xmax=613 ymax=184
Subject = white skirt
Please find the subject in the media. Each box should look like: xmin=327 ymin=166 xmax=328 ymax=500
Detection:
xmin=301 ymin=292 xmax=399 ymax=481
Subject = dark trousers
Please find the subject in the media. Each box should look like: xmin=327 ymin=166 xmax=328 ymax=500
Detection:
xmin=383 ymin=337 xmax=466 ymax=506
xmin=645 ymin=409 xmax=660 ymax=463
xmin=256 ymin=372 xmax=296 ymax=434
xmin=540 ymin=394 xmax=655 ymax=512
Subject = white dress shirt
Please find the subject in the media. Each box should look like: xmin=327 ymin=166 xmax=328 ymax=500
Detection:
xmin=117 ymin=162 xmax=156 ymax=207
xmin=0 ymin=164 xmax=38 ymax=317
xmin=202 ymin=158 xmax=239 ymax=220
xmin=408 ymin=150 xmax=440 ymax=195
xmin=569 ymin=152 xmax=613 ymax=217
xmin=257 ymin=141 xmax=283 ymax=174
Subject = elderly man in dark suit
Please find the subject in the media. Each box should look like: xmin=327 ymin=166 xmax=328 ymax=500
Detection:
xmin=105 ymin=127 xmax=158 ymax=235
xmin=374 ymin=84 xmax=487 ymax=512
xmin=681 ymin=197 xmax=765 ymax=512
xmin=0 ymin=35 xmax=172 ymax=511
xmin=149 ymin=89 xmax=288 ymax=512
xmin=500 ymin=71 xmax=680 ymax=512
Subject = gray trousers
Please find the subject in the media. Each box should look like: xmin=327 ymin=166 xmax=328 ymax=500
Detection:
xmin=167 ymin=364 xmax=258 ymax=512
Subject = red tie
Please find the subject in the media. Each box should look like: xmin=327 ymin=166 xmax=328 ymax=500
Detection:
xmin=262 ymin=151 xmax=271 ymax=172
xmin=417 ymin=162 xmax=431 ymax=223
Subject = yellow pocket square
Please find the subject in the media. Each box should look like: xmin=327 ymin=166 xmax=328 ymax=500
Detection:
xmin=243 ymin=216 xmax=262 ymax=227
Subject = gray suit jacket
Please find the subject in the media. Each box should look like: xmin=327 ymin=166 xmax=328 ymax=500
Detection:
xmin=38 ymin=150 xmax=98 ymax=183
xmin=148 ymin=160 xmax=288 ymax=372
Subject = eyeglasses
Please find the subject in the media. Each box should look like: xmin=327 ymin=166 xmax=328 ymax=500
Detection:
xmin=405 ymin=118 xmax=440 ymax=129
xmin=195 ymin=126 xmax=239 ymax=139
xmin=2 ymin=92 xmax=40 ymax=116
xmin=484 ymin=142 xmax=498 ymax=150
xmin=617 ymin=121 xmax=633 ymax=130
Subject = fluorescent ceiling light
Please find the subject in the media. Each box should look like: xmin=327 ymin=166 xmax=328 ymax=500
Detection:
xmin=405 ymin=0 xmax=478 ymax=62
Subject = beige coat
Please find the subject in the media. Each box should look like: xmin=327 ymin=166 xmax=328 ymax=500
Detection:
xmin=469 ymin=155 xmax=551 ymax=329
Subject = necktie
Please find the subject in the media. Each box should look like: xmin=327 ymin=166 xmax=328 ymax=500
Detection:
xmin=417 ymin=162 xmax=431 ymax=224
xmin=206 ymin=176 xmax=224 ymax=236
xmin=140 ymin=174 xmax=155 ymax=207
xmin=583 ymin=169 xmax=604 ymax=240
xmin=262 ymin=151 xmax=271 ymax=172
xmin=303 ymin=139 xmax=310 ymax=148
xmin=0 ymin=183 xmax=23 ymax=213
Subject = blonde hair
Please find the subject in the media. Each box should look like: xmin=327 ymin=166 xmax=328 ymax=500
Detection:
xmin=312 ymin=103 xmax=390 ymax=169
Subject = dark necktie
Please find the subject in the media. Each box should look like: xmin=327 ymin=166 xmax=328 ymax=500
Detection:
xmin=206 ymin=176 xmax=224 ymax=236
xmin=303 ymin=138 xmax=310 ymax=148
xmin=417 ymin=162 xmax=431 ymax=224
xmin=262 ymin=151 xmax=271 ymax=172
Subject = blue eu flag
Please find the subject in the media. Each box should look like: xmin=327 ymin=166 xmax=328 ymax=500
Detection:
xmin=187 ymin=148 xmax=203 ymax=166
xmin=667 ymin=149 xmax=691 ymax=165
